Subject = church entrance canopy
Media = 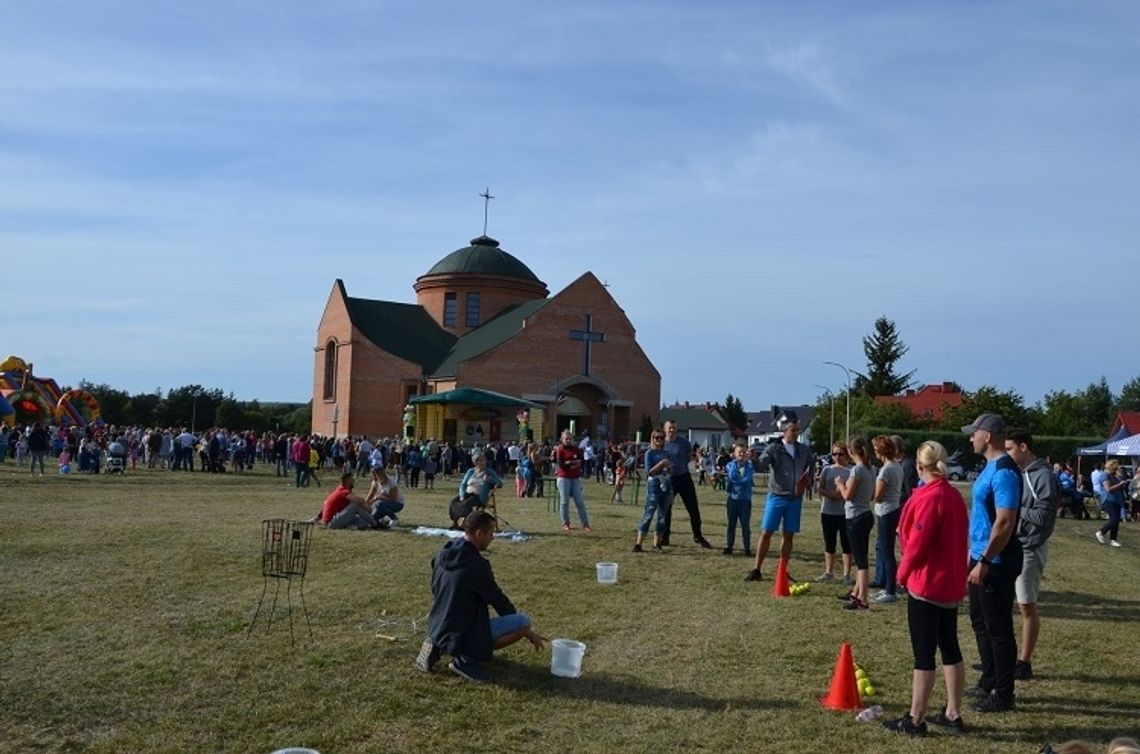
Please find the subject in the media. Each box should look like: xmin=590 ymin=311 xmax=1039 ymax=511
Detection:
xmin=410 ymin=388 xmax=543 ymax=445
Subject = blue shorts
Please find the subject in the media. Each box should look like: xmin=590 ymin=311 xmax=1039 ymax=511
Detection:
xmin=760 ymin=493 xmax=803 ymax=534
xmin=489 ymin=612 xmax=531 ymax=641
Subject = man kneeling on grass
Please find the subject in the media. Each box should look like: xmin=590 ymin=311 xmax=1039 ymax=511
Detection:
xmin=416 ymin=511 xmax=546 ymax=683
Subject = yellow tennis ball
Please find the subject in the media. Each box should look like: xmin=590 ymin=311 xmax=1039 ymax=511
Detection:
xmin=864 ymin=685 xmax=875 ymax=697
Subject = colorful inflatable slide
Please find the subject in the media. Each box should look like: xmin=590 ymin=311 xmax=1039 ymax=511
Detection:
xmin=0 ymin=355 xmax=102 ymax=427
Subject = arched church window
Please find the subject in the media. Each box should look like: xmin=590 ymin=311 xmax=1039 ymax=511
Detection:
xmin=322 ymin=340 xmax=337 ymax=400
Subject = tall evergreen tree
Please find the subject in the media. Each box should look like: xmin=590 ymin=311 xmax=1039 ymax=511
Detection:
xmin=719 ymin=393 xmax=748 ymax=432
xmin=857 ymin=316 xmax=916 ymax=396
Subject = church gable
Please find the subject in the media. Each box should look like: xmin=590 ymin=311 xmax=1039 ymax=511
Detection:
xmin=343 ymin=296 xmax=456 ymax=372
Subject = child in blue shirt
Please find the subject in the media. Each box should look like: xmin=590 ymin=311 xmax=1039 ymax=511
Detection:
xmin=724 ymin=442 xmax=755 ymax=556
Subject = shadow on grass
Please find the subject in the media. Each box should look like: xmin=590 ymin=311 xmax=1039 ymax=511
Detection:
xmin=966 ymin=694 xmax=1140 ymax=744
xmin=492 ymin=660 xmax=798 ymax=712
xmin=1039 ymin=590 xmax=1140 ymax=623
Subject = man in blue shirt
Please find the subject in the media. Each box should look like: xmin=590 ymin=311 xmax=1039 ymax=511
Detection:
xmin=963 ymin=413 xmax=1022 ymax=713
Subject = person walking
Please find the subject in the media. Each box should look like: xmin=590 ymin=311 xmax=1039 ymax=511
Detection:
xmin=1004 ymin=429 xmax=1058 ymax=681
xmin=962 ymin=413 xmax=1022 ymax=713
xmin=1096 ymin=459 xmax=1127 ymax=547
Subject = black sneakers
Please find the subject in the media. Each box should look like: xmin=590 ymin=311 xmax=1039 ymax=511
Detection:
xmin=1014 ymin=660 xmax=1034 ymax=680
xmin=925 ymin=708 xmax=966 ymax=734
xmin=414 ymin=640 xmax=440 ymax=673
xmin=694 ymin=536 xmax=713 ymax=549
xmin=882 ymin=713 xmax=927 ymax=736
xmin=744 ymin=568 xmax=764 ymax=582
xmin=448 ymin=655 xmax=489 ymax=684
xmin=972 ymin=692 xmax=1015 ymax=713
xmin=721 ymin=547 xmax=733 ymax=555
xmin=632 ymin=543 xmax=643 ymax=553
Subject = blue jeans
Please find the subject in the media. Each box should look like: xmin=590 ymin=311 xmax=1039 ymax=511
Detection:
xmin=371 ymin=499 xmax=405 ymax=519
xmin=725 ymin=496 xmax=752 ymax=551
xmin=558 ymin=477 xmax=589 ymax=527
xmin=490 ymin=612 xmax=531 ymax=642
xmin=638 ymin=479 xmax=672 ymax=536
xmin=874 ymin=507 xmax=901 ymax=594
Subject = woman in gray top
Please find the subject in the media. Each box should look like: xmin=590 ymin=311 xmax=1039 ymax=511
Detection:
xmin=872 ymin=435 xmax=904 ymax=603
xmin=835 ymin=435 xmax=876 ymax=611
xmin=815 ymin=443 xmax=853 ymax=584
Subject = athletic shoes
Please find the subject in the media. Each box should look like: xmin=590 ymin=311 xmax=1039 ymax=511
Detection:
xmin=448 ymin=656 xmax=489 ymax=684
xmin=632 ymin=543 xmax=643 ymax=553
xmin=973 ymin=693 xmax=1015 ymax=713
xmin=882 ymin=713 xmax=927 ymax=737
xmin=1096 ymin=531 xmax=1107 ymax=544
xmin=414 ymin=640 xmax=441 ymax=673
xmin=582 ymin=525 xmax=593 ymax=533
xmin=1110 ymin=540 xmax=1123 ymax=547
xmin=965 ymin=685 xmax=991 ymax=700
xmin=924 ymin=709 xmax=966 ymax=735
xmin=694 ymin=536 xmax=713 ymax=549
xmin=562 ymin=523 xmax=572 ymax=532
xmin=871 ymin=591 xmax=898 ymax=604
xmin=744 ymin=568 xmax=764 ymax=582
xmin=814 ymin=572 xmax=835 ymax=582
xmin=722 ymin=547 xmax=733 ymax=555
xmin=1013 ymin=660 xmax=1034 ymax=680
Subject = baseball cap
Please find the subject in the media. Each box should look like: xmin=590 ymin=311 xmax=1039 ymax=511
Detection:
xmin=961 ymin=413 xmax=1006 ymax=435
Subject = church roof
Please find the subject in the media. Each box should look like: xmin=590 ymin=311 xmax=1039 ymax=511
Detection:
xmin=429 ymin=298 xmax=549 ymax=378
xmin=422 ymin=236 xmax=542 ymax=283
xmin=343 ymin=296 xmax=457 ymax=371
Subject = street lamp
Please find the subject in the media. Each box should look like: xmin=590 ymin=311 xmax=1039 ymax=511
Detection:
xmin=814 ymin=384 xmax=834 ymax=450
xmin=190 ymin=388 xmax=202 ymax=433
xmin=823 ymin=361 xmax=853 ymax=441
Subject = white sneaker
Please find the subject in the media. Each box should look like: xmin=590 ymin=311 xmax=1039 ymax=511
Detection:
xmin=1110 ymin=540 xmax=1123 ymax=547
xmin=814 ymin=572 xmax=835 ymax=582
xmin=872 ymin=591 xmax=897 ymax=604
xmin=1096 ymin=531 xmax=1107 ymax=544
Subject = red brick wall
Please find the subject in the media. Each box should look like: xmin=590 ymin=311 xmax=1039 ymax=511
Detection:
xmin=415 ymin=273 xmax=548 ymax=336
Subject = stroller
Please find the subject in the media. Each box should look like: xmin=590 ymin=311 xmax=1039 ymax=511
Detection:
xmin=105 ymin=441 xmax=128 ymax=475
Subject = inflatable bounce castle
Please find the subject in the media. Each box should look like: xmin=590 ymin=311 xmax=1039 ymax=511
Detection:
xmin=0 ymin=355 xmax=102 ymax=428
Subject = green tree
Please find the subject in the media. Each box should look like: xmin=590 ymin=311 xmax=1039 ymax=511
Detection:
xmin=938 ymin=385 xmax=1030 ymax=432
xmin=719 ymin=394 xmax=748 ymax=433
xmin=856 ymin=316 xmax=916 ymax=397
xmin=1075 ymin=377 xmax=1114 ymax=434
xmin=127 ymin=391 xmax=162 ymax=427
xmin=78 ymin=380 xmax=130 ymax=425
xmin=1117 ymin=375 xmax=1140 ymax=413
xmin=215 ymin=399 xmax=246 ymax=430
xmin=1035 ymin=389 xmax=1082 ymax=436
xmin=638 ymin=413 xmax=654 ymax=441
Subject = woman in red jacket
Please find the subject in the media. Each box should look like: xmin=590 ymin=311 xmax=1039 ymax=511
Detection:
xmin=883 ymin=441 xmax=970 ymax=737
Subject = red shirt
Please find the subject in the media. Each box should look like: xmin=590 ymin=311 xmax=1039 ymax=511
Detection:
xmin=896 ymin=477 xmax=969 ymax=604
xmin=554 ymin=445 xmax=584 ymax=479
xmin=320 ymin=486 xmax=353 ymax=524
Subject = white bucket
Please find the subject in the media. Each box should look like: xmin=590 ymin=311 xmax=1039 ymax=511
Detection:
xmin=550 ymin=638 xmax=586 ymax=678
xmin=596 ymin=561 xmax=618 ymax=584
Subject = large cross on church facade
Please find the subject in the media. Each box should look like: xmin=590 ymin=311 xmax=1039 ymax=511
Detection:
xmin=568 ymin=314 xmax=605 ymax=376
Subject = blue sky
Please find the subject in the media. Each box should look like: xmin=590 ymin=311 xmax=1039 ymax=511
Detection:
xmin=4 ymin=1 xmax=1137 ymax=409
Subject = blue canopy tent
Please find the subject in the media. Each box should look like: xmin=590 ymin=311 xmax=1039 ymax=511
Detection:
xmin=1075 ymin=426 xmax=1131 ymax=456
xmin=1106 ymin=432 xmax=1140 ymax=457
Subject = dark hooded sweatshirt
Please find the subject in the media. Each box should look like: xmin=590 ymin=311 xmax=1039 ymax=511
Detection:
xmin=427 ymin=538 xmax=516 ymax=661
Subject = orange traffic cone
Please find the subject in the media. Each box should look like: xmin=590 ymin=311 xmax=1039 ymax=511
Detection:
xmin=820 ymin=642 xmax=862 ymax=711
xmin=771 ymin=558 xmax=791 ymax=598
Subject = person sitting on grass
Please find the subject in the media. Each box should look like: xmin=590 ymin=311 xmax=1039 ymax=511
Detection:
xmin=364 ymin=466 xmax=405 ymax=527
xmin=415 ymin=511 xmax=547 ymax=683
xmin=317 ymin=473 xmax=377 ymax=530
xmin=448 ymin=453 xmax=502 ymax=529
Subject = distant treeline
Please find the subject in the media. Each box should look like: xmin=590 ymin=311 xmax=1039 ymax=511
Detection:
xmin=74 ymin=381 xmax=311 ymax=433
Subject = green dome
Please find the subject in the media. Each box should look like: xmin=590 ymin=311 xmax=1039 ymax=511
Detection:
xmin=423 ymin=236 xmax=541 ymax=282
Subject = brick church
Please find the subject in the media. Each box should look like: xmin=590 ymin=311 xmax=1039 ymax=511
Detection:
xmin=312 ymin=234 xmax=660 ymax=443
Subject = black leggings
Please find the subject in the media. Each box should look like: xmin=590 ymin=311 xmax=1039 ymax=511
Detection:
xmin=821 ymin=513 xmax=851 ymax=554
xmin=846 ymin=512 xmax=874 ymax=569
xmin=908 ymin=596 xmax=963 ymax=671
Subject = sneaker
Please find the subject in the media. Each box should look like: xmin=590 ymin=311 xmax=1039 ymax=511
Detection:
xmin=972 ymin=693 xmax=1015 ymax=713
xmin=652 ymin=543 xmax=663 ymax=552
xmin=694 ymin=536 xmax=713 ymax=549
xmin=925 ymin=708 xmax=966 ymax=735
xmin=1110 ymin=540 xmax=1123 ymax=547
xmin=448 ymin=656 xmax=489 ymax=684
xmin=660 ymin=536 xmax=670 ymax=547
xmin=376 ymin=517 xmax=392 ymax=529
xmin=562 ymin=523 xmax=572 ymax=532
xmin=882 ymin=713 xmax=927 ymax=737
xmin=722 ymin=547 xmax=733 ymax=555
xmin=842 ymin=598 xmax=869 ymax=611
xmin=744 ymin=568 xmax=764 ymax=582
xmin=414 ymin=640 xmax=441 ymax=673
xmin=582 ymin=525 xmax=593 ymax=533
xmin=632 ymin=543 xmax=643 ymax=553
xmin=814 ymin=572 xmax=835 ymax=582
xmin=965 ymin=685 xmax=991 ymax=700
xmin=388 ymin=513 xmax=399 ymax=525
xmin=743 ymin=550 xmax=753 ymax=557
xmin=1013 ymin=660 xmax=1034 ymax=680
xmin=844 ymin=574 xmax=854 ymax=587
xmin=1096 ymin=531 xmax=1106 ymax=544
xmin=871 ymin=591 xmax=898 ymax=604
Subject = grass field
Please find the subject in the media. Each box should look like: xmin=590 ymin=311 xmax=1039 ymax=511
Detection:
xmin=2 ymin=462 xmax=1138 ymax=754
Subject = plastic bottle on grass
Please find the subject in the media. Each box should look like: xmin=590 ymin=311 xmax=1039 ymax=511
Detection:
xmin=855 ymin=705 xmax=883 ymax=723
